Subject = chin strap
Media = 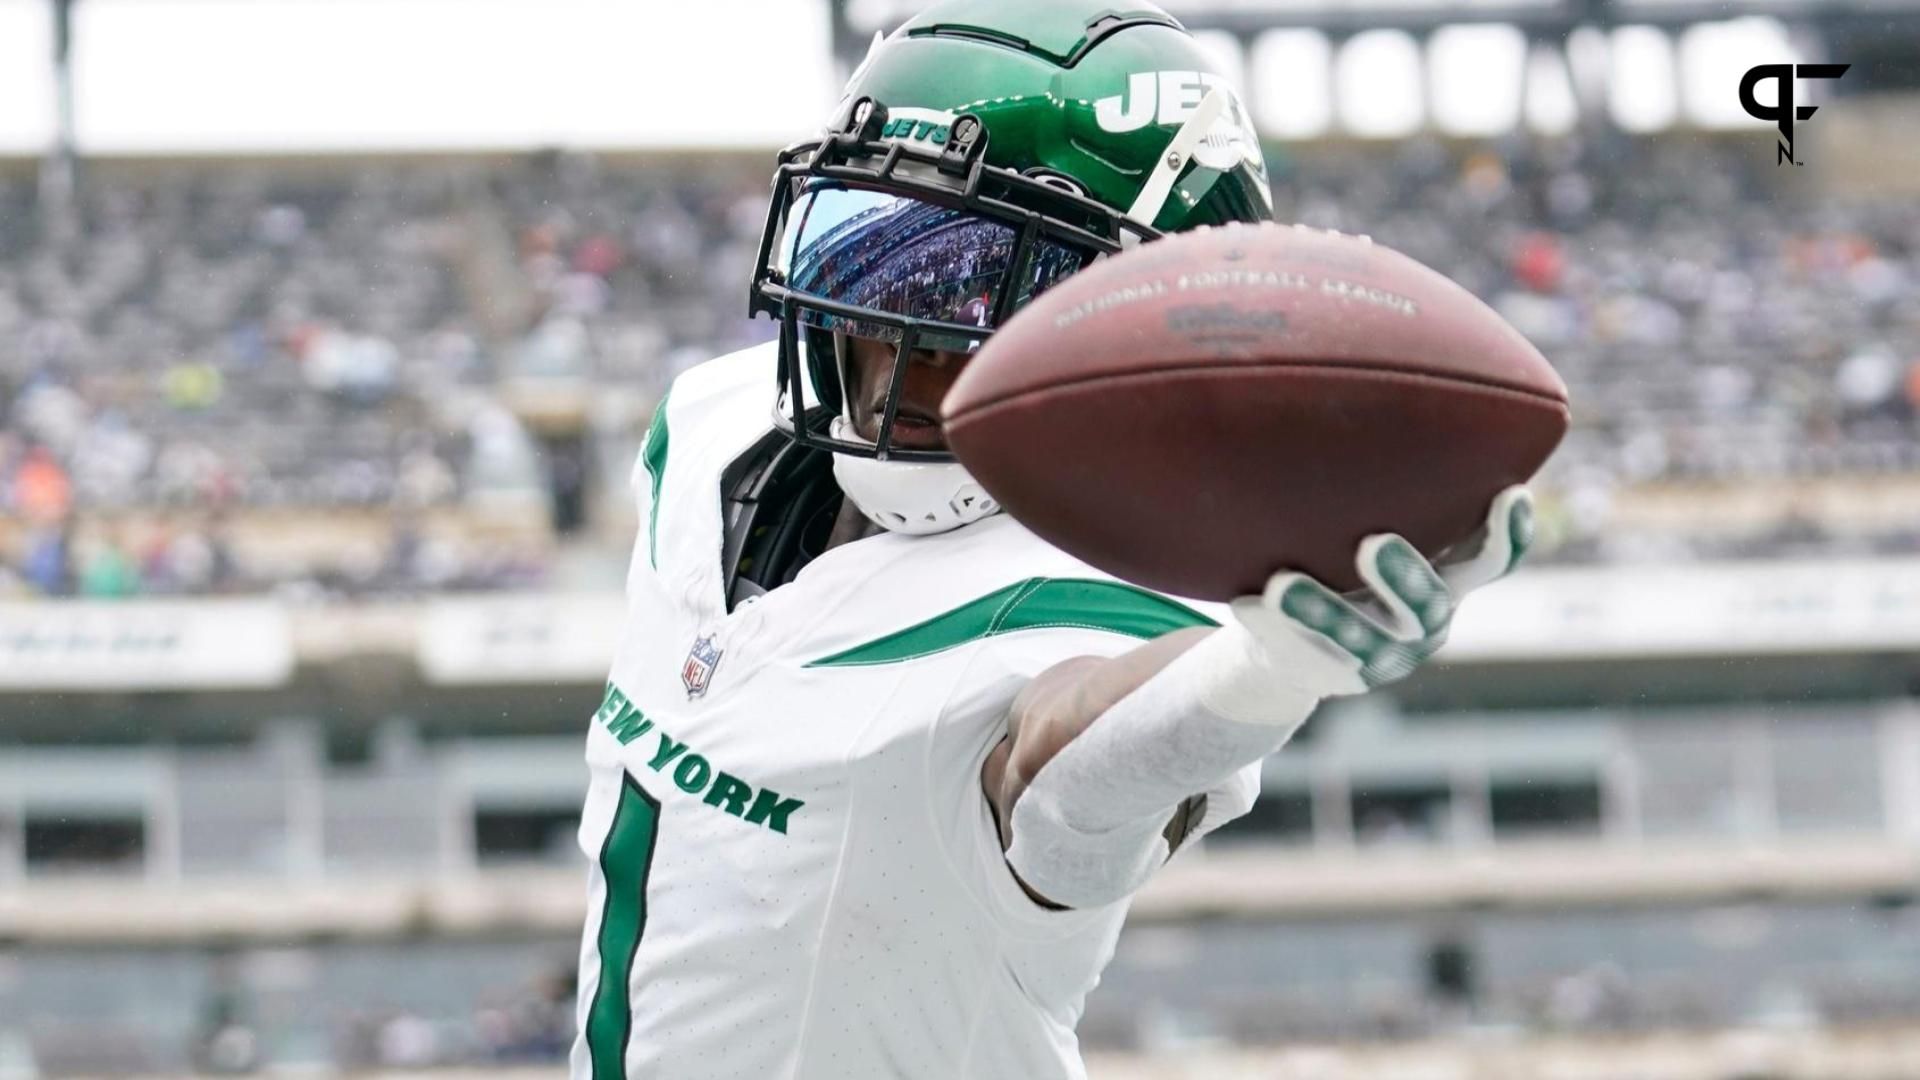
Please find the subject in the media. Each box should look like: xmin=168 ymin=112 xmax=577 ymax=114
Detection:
xmin=827 ymin=417 xmax=1000 ymax=536
xmin=1125 ymin=86 xmax=1230 ymax=229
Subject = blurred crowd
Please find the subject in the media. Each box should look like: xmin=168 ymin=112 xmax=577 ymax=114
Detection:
xmin=28 ymin=928 xmax=1914 ymax=1077
xmin=3 ymin=135 xmax=1919 ymax=595
xmin=0 ymin=153 xmax=769 ymax=597
xmin=184 ymin=965 xmax=577 ymax=1075
xmin=1270 ymin=134 xmax=1920 ymax=561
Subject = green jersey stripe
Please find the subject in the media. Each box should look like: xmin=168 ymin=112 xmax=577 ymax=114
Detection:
xmin=806 ymin=577 xmax=1216 ymax=668
xmin=585 ymin=774 xmax=662 ymax=1080
xmin=641 ymin=391 xmax=672 ymax=569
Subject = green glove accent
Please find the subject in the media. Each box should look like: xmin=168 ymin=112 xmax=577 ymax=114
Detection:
xmin=1231 ymin=486 xmax=1535 ymax=696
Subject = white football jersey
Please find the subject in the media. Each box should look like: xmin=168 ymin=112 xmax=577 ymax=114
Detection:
xmin=570 ymin=342 xmax=1259 ymax=1080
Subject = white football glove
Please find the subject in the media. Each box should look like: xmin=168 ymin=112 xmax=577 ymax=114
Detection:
xmin=1230 ymin=486 xmax=1535 ymax=698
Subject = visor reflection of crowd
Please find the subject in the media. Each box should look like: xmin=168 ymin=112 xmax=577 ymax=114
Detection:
xmin=793 ymin=200 xmax=1021 ymax=323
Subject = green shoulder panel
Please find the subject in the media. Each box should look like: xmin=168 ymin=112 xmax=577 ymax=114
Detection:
xmin=640 ymin=389 xmax=671 ymax=568
xmin=807 ymin=577 xmax=1217 ymax=668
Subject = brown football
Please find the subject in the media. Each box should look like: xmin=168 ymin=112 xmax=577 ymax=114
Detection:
xmin=942 ymin=222 xmax=1570 ymax=600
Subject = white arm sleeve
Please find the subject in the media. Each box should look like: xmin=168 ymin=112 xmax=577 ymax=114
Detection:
xmin=1004 ymin=622 xmax=1320 ymax=909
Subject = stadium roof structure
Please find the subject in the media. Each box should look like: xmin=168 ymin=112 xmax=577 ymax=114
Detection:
xmin=836 ymin=0 xmax=1920 ymax=41
xmin=826 ymin=0 xmax=1920 ymax=141
xmin=831 ymin=0 xmax=1920 ymax=96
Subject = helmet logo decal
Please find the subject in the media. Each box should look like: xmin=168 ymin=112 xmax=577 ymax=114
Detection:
xmin=1096 ymin=71 xmax=1230 ymax=133
xmin=872 ymin=105 xmax=960 ymax=149
xmin=1095 ymin=71 xmax=1265 ymax=175
xmin=1095 ymin=71 xmax=1163 ymax=133
xmin=881 ymin=118 xmax=952 ymax=145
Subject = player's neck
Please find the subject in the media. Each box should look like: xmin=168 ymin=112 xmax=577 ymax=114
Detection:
xmin=823 ymin=496 xmax=884 ymax=552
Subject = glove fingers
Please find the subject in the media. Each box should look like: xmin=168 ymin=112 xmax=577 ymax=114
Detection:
xmin=1258 ymin=570 xmax=1444 ymax=689
xmin=1437 ymin=485 xmax=1536 ymax=596
xmin=1243 ymin=572 xmax=1395 ymax=665
xmin=1232 ymin=489 xmax=1536 ymax=696
xmin=1354 ymin=533 xmax=1451 ymax=639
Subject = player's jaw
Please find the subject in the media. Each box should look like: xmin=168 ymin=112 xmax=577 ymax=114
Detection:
xmin=843 ymin=334 xmax=971 ymax=452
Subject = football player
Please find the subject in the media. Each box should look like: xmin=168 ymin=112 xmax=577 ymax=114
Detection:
xmin=570 ymin=2 xmax=1533 ymax=1077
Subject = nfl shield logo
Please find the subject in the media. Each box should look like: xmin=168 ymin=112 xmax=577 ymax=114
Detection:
xmin=682 ymin=635 xmax=722 ymax=699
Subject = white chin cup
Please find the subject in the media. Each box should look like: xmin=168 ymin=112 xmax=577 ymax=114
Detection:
xmin=828 ymin=417 xmax=1000 ymax=536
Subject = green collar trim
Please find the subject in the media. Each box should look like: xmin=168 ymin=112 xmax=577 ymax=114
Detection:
xmin=807 ymin=577 xmax=1216 ymax=668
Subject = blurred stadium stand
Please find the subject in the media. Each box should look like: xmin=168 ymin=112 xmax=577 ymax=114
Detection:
xmin=7 ymin=0 xmax=1920 ymax=1076
xmin=0 ymin=153 xmax=775 ymax=598
xmin=8 ymin=133 xmax=1920 ymax=596
xmin=11 ymin=576 xmax=1920 ymax=1070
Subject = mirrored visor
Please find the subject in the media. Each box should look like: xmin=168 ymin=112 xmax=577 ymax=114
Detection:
xmin=776 ymin=184 xmax=1088 ymax=347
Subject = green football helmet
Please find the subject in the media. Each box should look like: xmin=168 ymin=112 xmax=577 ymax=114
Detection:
xmin=749 ymin=0 xmax=1275 ymax=475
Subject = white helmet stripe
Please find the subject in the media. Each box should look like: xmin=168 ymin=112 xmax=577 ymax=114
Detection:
xmin=1125 ymin=85 xmax=1230 ymax=229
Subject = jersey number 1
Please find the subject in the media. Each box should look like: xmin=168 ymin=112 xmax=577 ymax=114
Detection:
xmin=586 ymin=773 xmax=661 ymax=1080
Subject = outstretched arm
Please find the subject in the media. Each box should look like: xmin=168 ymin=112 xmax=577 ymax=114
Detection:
xmin=980 ymin=627 xmax=1214 ymax=907
xmin=981 ymin=487 xmax=1535 ymax=909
